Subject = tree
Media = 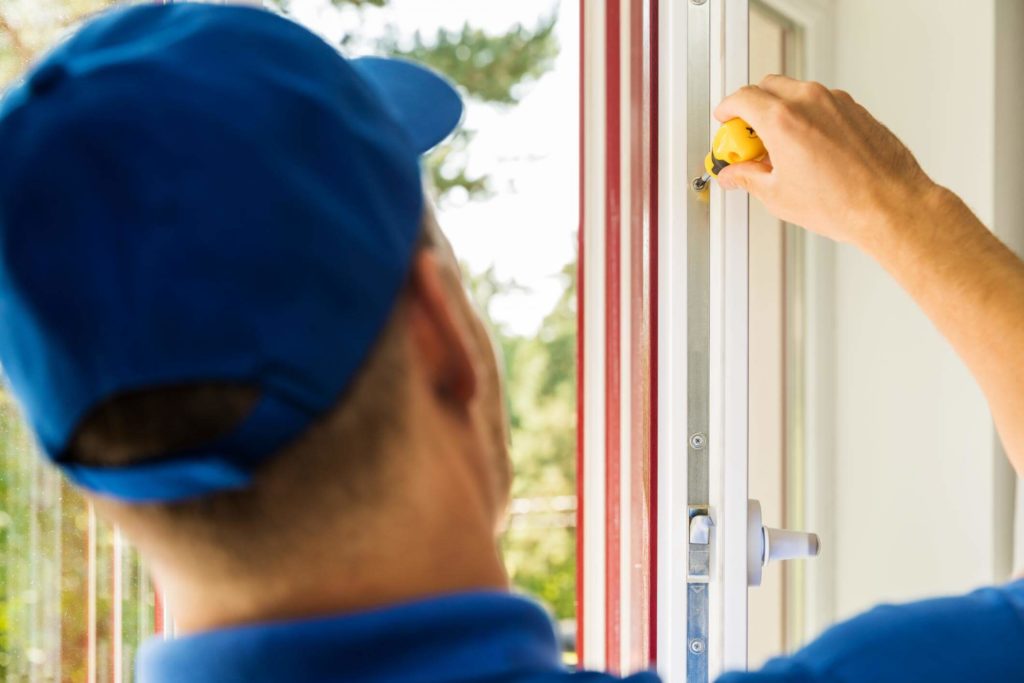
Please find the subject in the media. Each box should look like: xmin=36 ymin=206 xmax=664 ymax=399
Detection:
xmin=466 ymin=262 xmax=578 ymax=620
xmin=506 ymin=273 xmax=577 ymax=620
xmin=269 ymin=0 xmax=558 ymax=203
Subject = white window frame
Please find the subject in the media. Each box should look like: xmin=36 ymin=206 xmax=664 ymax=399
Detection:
xmin=581 ymin=0 xmax=835 ymax=680
xmin=656 ymin=1 xmax=750 ymax=680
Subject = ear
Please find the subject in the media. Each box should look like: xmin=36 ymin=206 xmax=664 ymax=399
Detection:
xmin=406 ymin=249 xmax=478 ymax=408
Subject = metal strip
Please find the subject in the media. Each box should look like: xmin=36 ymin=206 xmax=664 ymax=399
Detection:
xmin=686 ymin=583 xmax=710 ymax=680
xmin=686 ymin=0 xmax=711 ymax=511
xmin=685 ymin=0 xmax=711 ymax=681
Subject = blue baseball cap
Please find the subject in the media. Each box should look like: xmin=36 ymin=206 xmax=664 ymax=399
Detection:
xmin=0 ymin=3 xmax=463 ymax=502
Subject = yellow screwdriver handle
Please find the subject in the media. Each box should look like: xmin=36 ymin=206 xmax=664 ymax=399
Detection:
xmin=703 ymin=118 xmax=767 ymax=178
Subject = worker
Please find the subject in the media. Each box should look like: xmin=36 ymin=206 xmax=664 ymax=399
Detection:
xmin=0 ymin=4 xmax=1020 ymax=682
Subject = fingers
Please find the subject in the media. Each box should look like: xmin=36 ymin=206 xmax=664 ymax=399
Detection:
xmin=716 ymin=160 xmax=773 ymax=196
xmin=714 ymin=85 xmax=780 ymax=130
xmin=762 ymin=75 xmax=836 ymax=106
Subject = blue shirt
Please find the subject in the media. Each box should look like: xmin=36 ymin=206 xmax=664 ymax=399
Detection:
xmin=719 ymin=579 xmax=1024 ymax=682
xmin=140 ymin=582 xmax=1024 ymax=682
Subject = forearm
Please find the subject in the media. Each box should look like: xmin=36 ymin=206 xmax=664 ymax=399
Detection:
xmin=863 ymin=184 xmax=1024 ymax=471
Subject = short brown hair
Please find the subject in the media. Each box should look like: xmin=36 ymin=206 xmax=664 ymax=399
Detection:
xmin=65 ymin=208 xmax=444 ymax=562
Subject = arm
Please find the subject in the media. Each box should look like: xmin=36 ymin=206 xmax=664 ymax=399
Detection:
xmin=715 ymin=75 xmax=1024 ymax=474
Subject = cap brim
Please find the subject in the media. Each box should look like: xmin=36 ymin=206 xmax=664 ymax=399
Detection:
xmin=352 ymin=56 xmax=463 ymax=154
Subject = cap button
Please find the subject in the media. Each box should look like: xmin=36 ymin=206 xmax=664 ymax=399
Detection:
xmin=29 ymin=63 xmax=68 ymax=96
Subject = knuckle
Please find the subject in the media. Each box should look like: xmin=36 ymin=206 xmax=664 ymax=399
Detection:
xmin=831 ymin=88 xmax=853 ymax=103
xmin=766 ymin=101 xmax=794 ymax=129
xmin=803 ymin=81 xmax=831 ymax=103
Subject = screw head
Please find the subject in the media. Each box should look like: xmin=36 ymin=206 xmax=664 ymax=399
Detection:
xmin=689 ymin=639 xmax=706 ymax=654
xmin=691 ymin=176 xmax=708 ymax=192
xmin=689 ymin=432 xmax=707 ymax=450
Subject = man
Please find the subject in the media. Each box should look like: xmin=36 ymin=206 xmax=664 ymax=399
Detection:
xmin=0 ymin=3 xmax=1021 ymax=682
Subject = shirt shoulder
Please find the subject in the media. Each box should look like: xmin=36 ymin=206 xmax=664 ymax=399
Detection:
xmin=717 ymin=580 xmax=1024 ymax=683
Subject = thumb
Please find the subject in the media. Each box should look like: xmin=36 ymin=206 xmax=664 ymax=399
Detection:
xmin=717 ymin=160 xmax=772 ymax=196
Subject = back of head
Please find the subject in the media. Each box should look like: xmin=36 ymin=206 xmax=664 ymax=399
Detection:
xmin=0 ymin=4 xmax=462 ymax=556
xmin=68 ymin=303 xmax=408 ymax=569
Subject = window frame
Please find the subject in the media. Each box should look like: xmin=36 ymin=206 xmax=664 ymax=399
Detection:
xmin=579 ymin=0 xmax=836 ymax=679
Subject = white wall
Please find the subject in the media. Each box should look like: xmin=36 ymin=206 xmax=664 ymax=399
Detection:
xmin=826 ymin=0 xmax=1018 ymax=622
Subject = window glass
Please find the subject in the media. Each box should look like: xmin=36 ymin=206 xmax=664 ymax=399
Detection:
xmin=283 ymin=0 xmax=580 ymax=658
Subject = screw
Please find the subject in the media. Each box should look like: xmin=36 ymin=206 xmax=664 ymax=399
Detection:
xmin=689 ymin=639 xmax=706 ymax=654
xmin=691 ymin=176 xmax=708 ymax=192
xmin=689 ymin=432 xmax=707 ymax=450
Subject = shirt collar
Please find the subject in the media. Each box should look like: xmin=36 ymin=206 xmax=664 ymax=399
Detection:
xmin=138 ymin=591 xmax=566 ymax=683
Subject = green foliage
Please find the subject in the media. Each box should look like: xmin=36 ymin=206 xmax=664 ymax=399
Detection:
xmin=268 ymin=0 xmax=559 ymax=202
xmin=390 ymin=16 xmax=557 ymax=201
xmin=465 ymin=262 xmax=578 ymax=620
xmin=384 ymin=17 xmax=558 ymax=106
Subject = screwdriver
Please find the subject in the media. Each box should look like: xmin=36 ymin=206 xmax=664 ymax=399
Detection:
xmin=691 ymin=118 xmax=767 ymax=192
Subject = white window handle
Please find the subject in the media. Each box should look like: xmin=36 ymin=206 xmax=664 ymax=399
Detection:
xmin=747 ymin=499 xmax=820 ymax=587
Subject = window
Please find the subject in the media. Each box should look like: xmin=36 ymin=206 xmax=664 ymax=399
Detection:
xmin=579 ymin=0 xmax=823 ymax=678
xmin=582 ymin=2 xmax=1024 ymax=681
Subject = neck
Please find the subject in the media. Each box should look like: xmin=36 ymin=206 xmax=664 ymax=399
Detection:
xmin=154 ymin=477 xmax=508 ymax=635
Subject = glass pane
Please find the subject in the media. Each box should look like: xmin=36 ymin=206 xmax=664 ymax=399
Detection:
xmin=282 ymin=0 xmax=579 ymax=661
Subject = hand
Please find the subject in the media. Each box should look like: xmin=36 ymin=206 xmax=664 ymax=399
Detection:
xmin=715 ymin=75 xmax=936 ymax=249
xmin=718 ymin=76 xmax=1024 ymax=479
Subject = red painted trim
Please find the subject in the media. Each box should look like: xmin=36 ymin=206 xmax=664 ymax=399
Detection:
xmin=647 ymin=0 xmax=660 ymax=665
xmin=576 ymin=0 xmax=586 ymax=666
xmin=154 ymin=589 xmax=164 ymax=636
xmin=627 ymin=0 xmax=648 ymax=668
xmin=604 ymin=0 xmax=622 ymax=671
